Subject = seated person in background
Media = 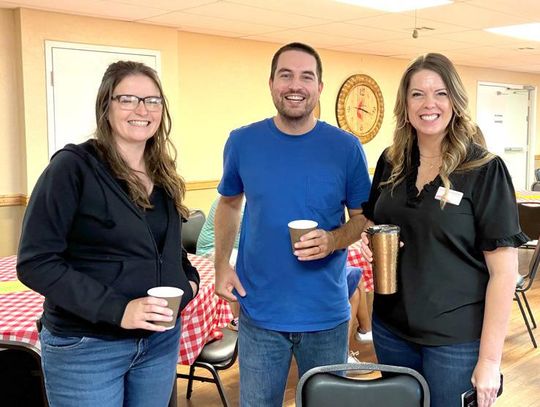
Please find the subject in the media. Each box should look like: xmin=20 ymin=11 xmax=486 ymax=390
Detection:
xmin=197 ymin=196 xmax=244 ymax=329
xmin=351 ymin=276 xmax=373 ymax=343
xmin=346 ymin=267 xmax=362 ymax=363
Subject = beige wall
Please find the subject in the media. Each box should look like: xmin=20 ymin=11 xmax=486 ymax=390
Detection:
xmin=0 ymin=9 xmax=24 ymax=255
xmin=2 ymin=6 xmax=540 ymax=254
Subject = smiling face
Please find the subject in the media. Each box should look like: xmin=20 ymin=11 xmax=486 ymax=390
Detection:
xmin=407 ymin=69 xmax=453 ymax=142
xmin=269 ymin=50 xmax=323 ymax=125
xmin=108 ymin=74 xmax=162 ymax=150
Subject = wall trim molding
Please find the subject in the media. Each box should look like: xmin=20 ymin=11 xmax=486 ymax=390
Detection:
xmin=0 ymin=181 xmax=220 ymax=208
xmin=1 ymin=172 xmax=383 ymax=207
xmin=0 ymin=194 xmax=27 ymax=207
xmin=186 ymin=180 xmax=219 ymax=191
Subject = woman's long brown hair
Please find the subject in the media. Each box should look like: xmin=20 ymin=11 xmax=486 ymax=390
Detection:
xmin=94 ymin=61 xmax=189 ymax=218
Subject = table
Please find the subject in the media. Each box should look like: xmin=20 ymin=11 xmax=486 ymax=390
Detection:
xmin=347 ymin=242 xmax=373 ymax=292
xmin=0 ymin=254 xmax=233 ymax=366
xmin=516 ymin=190 xmax=540 ymax=203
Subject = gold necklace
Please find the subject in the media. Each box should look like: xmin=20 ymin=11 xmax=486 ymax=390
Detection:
xmin=419 ymin=153 xmax=441 ymax=159
xmin=420 ymin=158 xmax=441 ymax=170
xmin=419 ymin=153 xmax=442 ymax=170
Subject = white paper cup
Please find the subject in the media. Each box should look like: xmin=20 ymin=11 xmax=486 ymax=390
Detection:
xmin=288 ymin=220 xmax=318 ymax=251
xmin=147 ymin=286 xmax=184 ymax=329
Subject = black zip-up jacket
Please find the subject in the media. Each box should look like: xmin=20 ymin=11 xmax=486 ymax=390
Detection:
xmin=17 ymin=140 xmax=199 ymax=339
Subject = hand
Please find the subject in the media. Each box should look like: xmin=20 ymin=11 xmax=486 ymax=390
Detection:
xmin=359 ymin=231 xmax=373 ymax=262
xmin=471 ymin=360 xmax=501 ymax=407
xmin=215 ymin=263 xmax=246 ymax=303
xmin=120 ymin=296 xmax=173 ymax=331
xmin=359 ymin=229 xmax=404 ymax=262
xmin=294 ymin=229 xmax=335 ymax=261
xmin=189 ymin=280 xmax=198 ymax=297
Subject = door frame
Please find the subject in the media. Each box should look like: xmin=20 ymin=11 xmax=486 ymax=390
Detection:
xmin=476 ymin=81 xmax=537 ymax=189
xmin=44 ymin=41 xmax=161 ymax=156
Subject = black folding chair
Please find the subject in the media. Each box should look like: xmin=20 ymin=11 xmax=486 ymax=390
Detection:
xmin=0 ymin=340 xmax=48 ymax=406
xmin=177 ymin=328 xmax=238 ymax=407
xmin=181 ymin=209 xmax=206 ymax=254
xmin=296 ymin=362 xmax=430 ymax=407
xmin=515 ymin=236 xmax=540 ymax=348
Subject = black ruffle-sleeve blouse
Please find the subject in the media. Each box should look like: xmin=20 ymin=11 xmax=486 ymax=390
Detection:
xmin=363 ymin=142 xmax=529 ymax=345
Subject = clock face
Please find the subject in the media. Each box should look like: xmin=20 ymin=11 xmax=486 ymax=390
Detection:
xmin=336 ymin=74 xmax=384 ymax=143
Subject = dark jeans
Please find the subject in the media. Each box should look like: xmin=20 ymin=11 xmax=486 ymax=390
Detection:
xmin=238 ymin=311 xmax=349 ymax=407
xmin=372 ymin=313 xmax=480 ymax=407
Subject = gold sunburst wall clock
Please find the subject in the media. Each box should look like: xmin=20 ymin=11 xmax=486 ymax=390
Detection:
xmin=335 ymin=74 xmax=384 ymax=143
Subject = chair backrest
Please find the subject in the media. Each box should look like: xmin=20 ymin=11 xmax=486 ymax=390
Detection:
xmin=0 ymin=346 xmax=48 ymax=406
xmin=531 ymin=181 xmax=540 ymax=191
xmin=181 ymin=209 xmax=206 ymax=254
xmin=520 ymin=236 xmax=540 ymax=292
xmin=296 ymin=363 xmax=430 ymax=407
xmin=518 ymin=202 xmax=540 ymax=240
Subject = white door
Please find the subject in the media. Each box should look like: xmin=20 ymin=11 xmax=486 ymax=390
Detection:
xmin=45 ymin=41 xmax=160 ymax=156
xmin=476 ymin=83 xmax=532 ymax=190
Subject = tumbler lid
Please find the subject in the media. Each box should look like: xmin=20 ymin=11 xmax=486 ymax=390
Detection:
xmin=367 ymin=224 xmax=400 ymax=235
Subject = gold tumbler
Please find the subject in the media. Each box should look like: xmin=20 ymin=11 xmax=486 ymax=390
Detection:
xmin=367 ymin=225 xmax=400 ymax=294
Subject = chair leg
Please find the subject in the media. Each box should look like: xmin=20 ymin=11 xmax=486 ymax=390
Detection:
xmin=515 ymin=293 xmax=537 ymax=348
xmin=186 ymin=365 xmax=196 ymax=400
xmin=202 ymin=364 xmax=230 ymax=407
xmin=520 ymin=292 xmax=537 ymax=329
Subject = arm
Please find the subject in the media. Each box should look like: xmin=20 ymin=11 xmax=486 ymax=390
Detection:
xmin=214 ymin=194 xmax=246 ymax=301
xmin=295 ymin=207 xmax=368 ymax=261
xmin=473 ymin=246 xmax=518 ymax=407
xmin=182 ymin=247 xmax=200 ymax=296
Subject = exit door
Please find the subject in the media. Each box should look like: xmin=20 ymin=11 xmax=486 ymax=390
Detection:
xmin=476 ymin=83 xmax=533 ymax=190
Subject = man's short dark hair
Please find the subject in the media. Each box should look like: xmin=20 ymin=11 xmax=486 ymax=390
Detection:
xmin=270 ymin=42 xmax=323 ymax=83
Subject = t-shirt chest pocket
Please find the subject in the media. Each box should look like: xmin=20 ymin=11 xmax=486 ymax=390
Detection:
xmin=306 ymin=176 xmax=343 ymax=210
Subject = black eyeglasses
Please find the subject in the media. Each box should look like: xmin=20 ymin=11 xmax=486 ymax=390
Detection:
xmin=111 ymin=94 xmax=163 ymax=112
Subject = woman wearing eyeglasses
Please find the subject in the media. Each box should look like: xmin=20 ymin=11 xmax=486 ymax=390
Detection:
xmin=17 ymin=61 xmax=199 ymax=407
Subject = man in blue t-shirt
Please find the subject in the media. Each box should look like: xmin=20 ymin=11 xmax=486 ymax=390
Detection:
xmin=214 ymin=42 xmax=371 ymax=407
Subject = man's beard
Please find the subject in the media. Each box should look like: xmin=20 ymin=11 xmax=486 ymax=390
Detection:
xmin=273 ymin=97 xmax=316 ymax=122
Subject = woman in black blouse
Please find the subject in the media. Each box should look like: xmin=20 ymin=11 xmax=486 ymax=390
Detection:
xmin=360 ymin=53 xmax=528 ymax=407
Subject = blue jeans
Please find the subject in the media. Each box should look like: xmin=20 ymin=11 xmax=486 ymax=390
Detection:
xmin=372 ymin=314 xmax=479 ymax=407
xmin=238 ymin=311 xmax=348 ymax=407
xmin=40 ymin=324 xmax=181 ymax=407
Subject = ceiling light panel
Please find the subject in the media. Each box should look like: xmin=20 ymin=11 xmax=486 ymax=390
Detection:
xmin=486 ymin=23 xmax=540 ymax=42
xmin=334 ymin=0 xmax=453 ymax=13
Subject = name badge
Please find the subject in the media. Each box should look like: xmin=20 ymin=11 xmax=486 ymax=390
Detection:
xmin=435 ymin=186 xmax=463 ymax=206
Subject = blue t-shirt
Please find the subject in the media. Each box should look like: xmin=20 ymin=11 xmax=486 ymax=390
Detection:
xmin=218 ymin=118 xmax=371 ymax=331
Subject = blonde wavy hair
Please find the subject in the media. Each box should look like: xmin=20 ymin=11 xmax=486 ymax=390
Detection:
xmin=94 ymin=61 xmax=189 ymax=218
xmin=383 ymin=53 xmax=493 ymax=195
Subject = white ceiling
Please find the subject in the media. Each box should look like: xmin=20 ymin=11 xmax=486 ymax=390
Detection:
xmin=2 ymin=0 xmax=540 ymax=73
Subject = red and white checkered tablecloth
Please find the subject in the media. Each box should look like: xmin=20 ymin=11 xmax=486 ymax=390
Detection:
xmin=178 ymin=255 xmax=233 ymax=365
xmin=0 ymin=254 xmax=233 ymax=366
xmin=347 ymin=242 xmax=374 ymax=292
xmin=0 ymin=255 xmax=17 ymax=281
xmin=0 ymin=255 xmax=42 ymax=346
